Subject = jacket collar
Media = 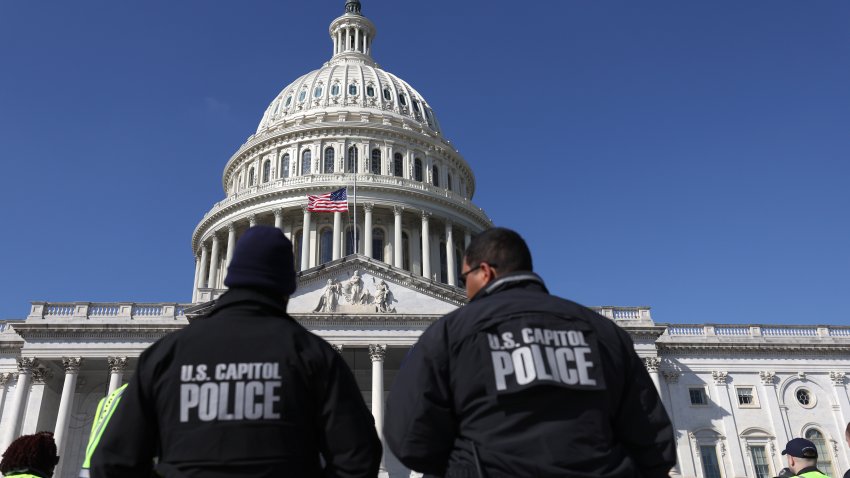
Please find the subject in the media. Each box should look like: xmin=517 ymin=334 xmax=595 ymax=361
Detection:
xmin=471 ymin=271 xmax=549 ymax=302
xmin=209 ymin=288 xmax=289 ymax=317
xmin=794 ymin=466 xmax=824 ymax=476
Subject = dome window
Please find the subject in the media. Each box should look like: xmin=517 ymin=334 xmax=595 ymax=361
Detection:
xmin=393 ymin=153 xmax=403 ymax=177
xmin=324 ymin=147 xmax=335 ymax=174
xmin=331 ymin=84 xmax=340 ymax=96
xmin=398 ymin=93 xmax=407 ymax=106
xmin=281 ymin=154 xmax=290 ymax=179
xmin=383 ymin=88 xmax=391 ymax=101
xmin=370 ymin=149 xmax=382 ymax=175
xmin=298 ymin=90 xmax=307 ymax=102
xmin=413 ymin=101 xmax=420 ymax=113
xmin=347 ymin=146 xmax=358 ymax=173
xmin=314 ymin=86 xmax=323 ymax=98
xmin=301 ymin=150 xmax=312 ymax=175
xmin=432 ymin=165 xmax=439 ymax=187
xmin=414 ymin=158 xmax=423 ymax=182
xmin=262 ymin=160 xmax=271 ymax=183
xmin=273 ymin=101 xmax=280 ymax=114
xmin=348 ymin=84 xmax=358 ymax=95
xmin=285 ymin=95 xmax=292 ymax=107
xmin=248 ymin=167 xmax=255 ymax=186
xmin=366 ymin=85 xmax=375 ymax=97
xmin=447 ymin=172 xmax=453 ymax=191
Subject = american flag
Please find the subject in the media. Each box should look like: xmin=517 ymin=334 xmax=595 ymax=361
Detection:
xmin=307 ymin=188 xmax=349 ymax=212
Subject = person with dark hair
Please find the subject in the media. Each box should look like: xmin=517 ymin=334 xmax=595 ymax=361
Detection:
xmin=781 ymin=437 xmax=830 ymax=477
xmin=0 ymin=431 xmax=60 ymax=478
xmin=91 ymin=226 xmax=382 ymax=478
xmin=385 ymin=227 xmax=676 ymax=478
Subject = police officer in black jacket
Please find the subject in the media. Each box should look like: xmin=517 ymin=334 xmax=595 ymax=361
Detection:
xmin=385 ymin=227 xmax=676 ymax=478
xmin=92 ymin=226 xmax=381 ymax=478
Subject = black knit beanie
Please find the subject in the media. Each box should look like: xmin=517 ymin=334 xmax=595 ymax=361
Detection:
xmin=224 ymin=225 xmax=297 ymax=296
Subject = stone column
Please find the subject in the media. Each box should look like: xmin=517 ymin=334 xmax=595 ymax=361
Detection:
xmin=0 ymin=359 xmax=35 ymax=451
xmin=643 ymin=357 xmax=661 ymax=394
xmin=54 ymin=357 xmax=82 ymax=470
xmin=301 ymin=207 xmax=311 ymax=271
xmin=224 ymin=223 xmax=237 ymax=282
xmin=191 ymin=256 xmax=201 ymax=302
xmin=207 ymin=234 xmax=220 ymax=290
xmin=421 ymin=212 xmax=431 ymax=279
xmin=333 ymin=211 xmax=342 ymax=260
xmin=108 ymin=356 xmax=129 ymax=394
xmin=411 ymin=226 xmax=422 ymax=275
xmin=369 ymin=344 xmax=387 ymax=476
xmin=712 ymin=371 xmax=747 ymax=477
xmin=445 ymin=221 xmax=456 ymax=286
xmin=274 ymin=209 xmax=284 ymax=230
xmin=830 ymin=372 xmax=850 ymax=431
xmin=364 ymin=204 xmax=373 ymax=258
xmin=196 ymin=243 xmax=209 ymax=291
xmin=464 ymin=231 xmax=472 ymax=250
xmin=393 ymin=206 xmax=403 ymax=268
xmin=21 ymin=368 xmax=51 ymax=436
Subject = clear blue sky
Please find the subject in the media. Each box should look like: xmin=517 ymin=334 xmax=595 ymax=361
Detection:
xmin=1 ymin=1 xmax=848 ymax=325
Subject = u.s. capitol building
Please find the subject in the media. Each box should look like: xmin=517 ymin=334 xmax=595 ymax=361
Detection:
xmin=1 ymin=2 xmax=848 ymax=477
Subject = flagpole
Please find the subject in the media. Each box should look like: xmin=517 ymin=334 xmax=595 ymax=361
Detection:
xmin=353 ymin=169 xmax=358 ymax=254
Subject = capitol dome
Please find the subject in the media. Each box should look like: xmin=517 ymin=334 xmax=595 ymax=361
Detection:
xmin=190 ymin=0 xmax=492 ymax=303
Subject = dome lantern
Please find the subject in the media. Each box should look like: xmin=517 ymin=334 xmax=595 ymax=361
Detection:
xmin=330 ymin=0 xmax=375 ymax=59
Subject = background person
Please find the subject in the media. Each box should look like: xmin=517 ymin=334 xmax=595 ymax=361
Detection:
xmin=0 ymin=431 xmax=60 ymax=478
xmin=385 ymin=227 xmax=675 ymax=478
xmin=91 ymin=226 xmax=381 ymax=478
xmin=782 ymin=437 xmax=830 ymax=478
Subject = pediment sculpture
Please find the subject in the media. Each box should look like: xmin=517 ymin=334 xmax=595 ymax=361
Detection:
xmin=313 ymin=270 xmax=397 ymax=314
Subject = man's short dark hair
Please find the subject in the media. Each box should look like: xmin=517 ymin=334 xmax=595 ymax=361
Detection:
xmin=464 ymin=227 xmax=533 ymax=274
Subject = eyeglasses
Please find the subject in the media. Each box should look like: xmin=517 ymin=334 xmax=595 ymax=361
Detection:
xmin=459 ymin=263 xmax=497 ymax=286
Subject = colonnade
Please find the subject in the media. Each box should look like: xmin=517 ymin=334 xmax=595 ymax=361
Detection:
xmin=193 ymin=204 xmax=476 ymax=301
xmin=0 ymin=356 xmax=129 ymax=475
xmin=332 ymin=25 xmax=371 ymax=56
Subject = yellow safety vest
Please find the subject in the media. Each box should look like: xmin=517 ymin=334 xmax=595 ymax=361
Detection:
xmin=794 ymin=470 xmax=831 ymax=478
xmin=79 ymin=384 xmax=128 ymax=476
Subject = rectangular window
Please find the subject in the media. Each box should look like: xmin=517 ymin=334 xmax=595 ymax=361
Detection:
xmin=700 ymin=445 xmax=722 ymax=478
xmin=751 ymin=446 xmax=770 ymax=478
xmin=736 ymin=387 xmax=758 ymax=407
xmin=689 ymin=388 xmax=707 ymax=405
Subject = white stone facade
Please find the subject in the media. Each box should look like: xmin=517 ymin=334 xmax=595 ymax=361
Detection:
xmin=0 ymin=2 xmax=848 ymax=478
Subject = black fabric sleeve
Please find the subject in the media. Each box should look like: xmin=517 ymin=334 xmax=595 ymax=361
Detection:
xmin=383 ymin=322 xmax=456 ymax=475
xmin=316 ymin=344 xmax=382 ymax=478
xmin=90 ymin=347 xmax=159 ymax=478
xmin=610 ymin=329 xmax=677 ymax=478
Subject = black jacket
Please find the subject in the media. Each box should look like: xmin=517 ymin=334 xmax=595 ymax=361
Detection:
xmin=91 ymin=288 xmax=382 ymax=478
xmin=384 ymin=272 xmax=676 ymax=478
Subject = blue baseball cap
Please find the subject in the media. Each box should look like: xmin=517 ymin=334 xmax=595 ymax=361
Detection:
xmin=782 ymin=438 xmax=817 ymax=458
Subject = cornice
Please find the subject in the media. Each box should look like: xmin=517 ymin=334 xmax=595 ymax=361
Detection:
xmin=11 ymin=323 xmax=185 ymax=341
xmin=623 ymin=326 xmax=667 ymax=340
xmin=657 ymin=342 xmax=850 ymax=356
xmin=291 ymin=313 xmax=440 ymax=329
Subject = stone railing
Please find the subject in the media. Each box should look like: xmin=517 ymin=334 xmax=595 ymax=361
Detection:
xmin=203 ymin=173 xmax=490 ymax=224
xmin=592 ymin=307 xmax=652 ymax=321
xmin=28 ymin=302 xmax=190 ymax=321
xmin=664 ymin=324 xmax=849 ymax=338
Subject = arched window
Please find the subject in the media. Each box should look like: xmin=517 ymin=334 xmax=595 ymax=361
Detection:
xmin=399 ymin=93 xmax=407 ymax=106
xmin=331 ymin=83 xmax=340 ymax=96
xmin=347 ymin=146 xmax=358 ymax=173
xmin=447 ymin=172 xmax=453 ymax=191
xmin=345 ymin=226 xmax=360 ymax=255
xmin=383 ymin=88 xmax=391 ymax=101
xmin=366 ymin=85 xmax=375 ymax=97
xmin=414 ymin=158 xmax=423 ymax=182
xmin=314 ymin=85 xmax=323 ymax=98
xmin=237 ymin=173 xmax=243 ymax=190
xmin=248 ymin=167 xmax=255 ymax=186
xmin=348 ymin=84 xmax=358 ymax=96
xmin=439 ymin=241 xmax=447 ymax=283
xmin=285 ymin=95 xmax=292 ymax=107
xmin=805 ymin=429 xmax=835 ymax=477
xmin=402 ymin=232 xmax=410 ymax=271
xmin=432 ymin=165 xmax=439 ymax=187
xmin=371 ymin=148 xmax=382 ymax=175
xmin=301 ymin=150 xmax=312 ymax=175
xmin=393 ymin=153 xmax=403 ymax=177
xmin=281 ymin=154 xmax=290 ymax=179
xmin=298 ymin=89 xmax=307 ymax=102
xmin=262 ymin=160 xmax=271 ymax=183
xmin=324 ymin=147 xmax=335 ymax=173
xmin=372 ymin=228 xmax=385 ymax=262
xmin=319 ymin=228 xmax=333 ymax=265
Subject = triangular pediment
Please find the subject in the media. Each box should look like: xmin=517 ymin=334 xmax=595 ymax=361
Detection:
xmin=288 ymin=255 xmax=466 ymax=315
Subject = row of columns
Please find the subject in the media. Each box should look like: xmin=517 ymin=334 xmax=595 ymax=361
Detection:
xmin=0 ymin=356 xmax=128 ymax=474
xmin=194 ymin=205 xmax=476 ymax=300
xmin=333 ymin=26 xmax=371 ymax=55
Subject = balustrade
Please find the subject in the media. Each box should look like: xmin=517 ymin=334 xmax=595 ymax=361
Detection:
xmin=30 ymin=302 xmax=190 ymax=321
